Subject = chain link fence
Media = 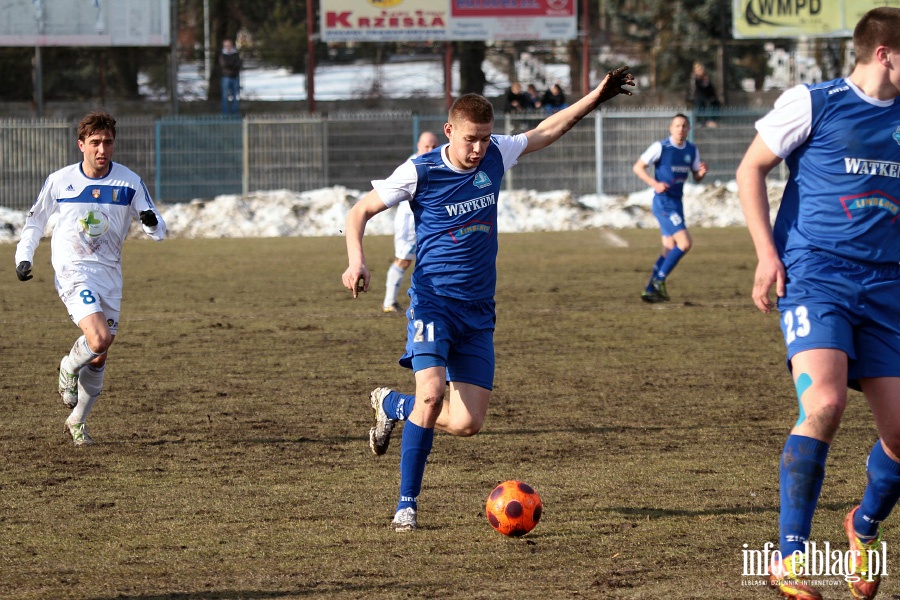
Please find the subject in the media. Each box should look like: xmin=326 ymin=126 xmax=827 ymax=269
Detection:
xmin=0 ymin=108 xmax=768 ymax=211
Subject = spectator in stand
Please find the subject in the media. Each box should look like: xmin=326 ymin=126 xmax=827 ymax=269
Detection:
xmin=525 ymin=84 xmax=542 ymax=111
xmin=542 ymin=83 xmax=568 ymax=114
xmin=505 ymin=82 xmax=529 ymax=113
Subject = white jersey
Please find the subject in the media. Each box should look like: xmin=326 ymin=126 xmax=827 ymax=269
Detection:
xmin=15 ymin=161 xmax=166 ymax=288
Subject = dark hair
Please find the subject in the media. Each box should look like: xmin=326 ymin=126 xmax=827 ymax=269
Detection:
xmin=449 ymin=94 xmax=494 ymax=125
xmin=853 ymin=7 xmax=900 ymax=64
xmin=78 ymin=111 xmax=117 ymax=141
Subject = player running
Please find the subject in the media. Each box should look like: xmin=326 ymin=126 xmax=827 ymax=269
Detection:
xmin=736 ymin=7 xmax=900 ymax=599
xmin=633 ymin=113 xmax=707 ymax=303
xmin=343 ymin=67 xmax=635 ymax=532
xmin=15 ymin=111 xmax=166 ymax=446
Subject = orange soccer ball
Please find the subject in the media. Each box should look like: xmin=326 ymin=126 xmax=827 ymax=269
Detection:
xmin=485 ymin=480 xmax=542 ymax=537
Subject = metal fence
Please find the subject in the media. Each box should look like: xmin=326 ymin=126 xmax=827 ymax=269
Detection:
xmin=0 ymin=108 xmax=768 ymax=211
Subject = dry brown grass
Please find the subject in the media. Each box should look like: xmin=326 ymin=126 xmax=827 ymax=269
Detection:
xmin=0 ymin=229 xmax=888 ymax=599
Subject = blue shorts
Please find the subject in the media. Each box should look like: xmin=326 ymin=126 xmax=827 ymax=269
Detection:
xmin=778 ymin=250 xmax=900 ymax=388
xmin=652 ymin=195 xmax=686 ymax=237
xmin=399 ymin=287 xmax=496 ymax=390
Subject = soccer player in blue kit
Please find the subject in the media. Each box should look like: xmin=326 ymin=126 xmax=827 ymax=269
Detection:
xmin=343 ymin=66 xmax=635 ymax=532
xmin=736 ymin=7 xmax=900 ymax=599
xmin=633 ymin=113 xmax=707 ymax=303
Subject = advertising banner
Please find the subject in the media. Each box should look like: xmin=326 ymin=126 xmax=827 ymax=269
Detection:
xmin=732 ymin=0 xmax=897 ymax=39
xmin=0 ymin=0 xmax=170 ymax=47
xmin=321 ymin=0 xmax=577 ymax=42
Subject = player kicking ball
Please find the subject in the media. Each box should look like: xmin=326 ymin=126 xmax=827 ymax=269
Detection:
xmin=15 ymin=111 xmax=166 ymax=446
xmin=343 ymin=67 xmax=635 ymax=532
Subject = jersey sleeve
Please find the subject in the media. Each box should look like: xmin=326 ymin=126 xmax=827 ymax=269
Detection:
xmin=692 ymin=148 xmax=702 ymax=171
xmin=15 ymin=176 xmax=57 ymax=265
xmin=371 ymin=160 xmax=418 ymax=208
xmin=755 ymin=84 xmax=813 ymax=159
xmin=492 ymin=134 xmax=528 ymax=171
xmin=639 ymin=141 xmax=662 ymax=166
xmin=131 ymin=179 xmax=166 ymax=241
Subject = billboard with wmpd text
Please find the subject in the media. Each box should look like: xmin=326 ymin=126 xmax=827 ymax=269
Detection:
xmin=733 ymin=0 xmax=897 ymax=39
xmin=0 ymin=0 xmax=170 ymax=46
xmin=320 ymin=0 xmax=576 ymax=42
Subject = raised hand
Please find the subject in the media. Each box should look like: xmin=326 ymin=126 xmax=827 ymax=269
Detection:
xmin=597 ymin=66 xmax=635 ymax=103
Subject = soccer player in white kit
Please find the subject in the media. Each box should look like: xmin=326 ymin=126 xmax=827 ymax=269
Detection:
xmin=382 ymin=131 xmax=439 ymax=313
xmin=15 ymin=111 xmax=166 ymax=446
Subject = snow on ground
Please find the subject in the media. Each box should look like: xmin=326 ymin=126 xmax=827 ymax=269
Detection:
xmin=142 ymin=58 xmax=569 ymax=102
xmin=0 ymin=180 xmax=785 ymax=244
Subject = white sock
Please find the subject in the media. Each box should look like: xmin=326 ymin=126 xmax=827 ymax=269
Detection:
xmin=64 ymin=336 xmax=100 ymax=374
xmin=384 ymin=264 xmax=405 ymax=307
xmin=69 ymin=364 xmax=105 ymax=423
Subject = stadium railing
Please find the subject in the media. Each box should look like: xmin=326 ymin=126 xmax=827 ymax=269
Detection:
xmin=0 ymin=108 xmax=770 ymax=211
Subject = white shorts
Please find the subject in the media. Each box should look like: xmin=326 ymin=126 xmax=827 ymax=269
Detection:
xmin=393 ymin=204 xmax=417 ymax=261
xmin=56 ymin=266 xmax=122 ymax=334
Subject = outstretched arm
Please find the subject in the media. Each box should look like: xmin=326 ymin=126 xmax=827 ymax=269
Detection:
xmin=522 ymin=66 xmax=634 ymax=157
xmin=342 ymin=190 xmax=390 ymax=297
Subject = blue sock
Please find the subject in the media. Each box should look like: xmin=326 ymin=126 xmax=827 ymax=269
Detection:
xmin=657 ymin=247 xmax=685 ymax=280
xmin=646 ymin=255 xmax=665 ymax=292
xmin=382 ymin=390 xmax=415 ymax=421
xmin=853 ymin=441 xmax=900 ymax=539
xmin=397 ymin=421 xmax=434 ymax=512
xmin=779 ymin=435 xmax=829 ymax=556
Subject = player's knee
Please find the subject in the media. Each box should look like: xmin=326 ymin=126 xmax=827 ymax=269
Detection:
xmin=86 ymin=330 xmax=113 ymax=355
xmin=445 ymin=419 xmax=482 ymax=437
xmin=806 ymin=397 xmax=846 ymax=433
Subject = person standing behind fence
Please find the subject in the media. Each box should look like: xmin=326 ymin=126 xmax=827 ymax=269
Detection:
xmin=689 ymin=62 xmax=719 ymax=127
xmin=382 ymin=131 xmax=440 ymax=314
xmin=633 ymin=113 xmax=707 ymax=303
xmin=14 ymin=111 xmax=167 ymax=446
xmin=220 ymin=39 xmax=242 ymax=116
xmin=736 ymin=7 xmax=900 ymax=600
xmin=343 ymin=67 xmax=634 ymax=533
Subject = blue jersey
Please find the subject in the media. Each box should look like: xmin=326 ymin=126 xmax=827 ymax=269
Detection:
xmin=370 ymin=135 xmax=526 ymax=301
xmin=769 ymin=78 xmax=900 ymax=265
xmin=409 ymin=142 xmax=507 ymax=300
xmin=640 ymin=138 xmax=699 ymax=202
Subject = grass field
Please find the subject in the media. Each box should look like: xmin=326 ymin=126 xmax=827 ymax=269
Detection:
xmin=0 ymin=228 xmax=892 ymax=600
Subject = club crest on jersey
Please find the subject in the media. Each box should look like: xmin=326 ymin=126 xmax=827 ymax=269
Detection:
xmin=91 ymin=188 xmax=101 ymax=199
xmin=473 ymin=171 xmax=491 ymax=188
xmin=893 ymin=126 xmax=900 ymax=146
